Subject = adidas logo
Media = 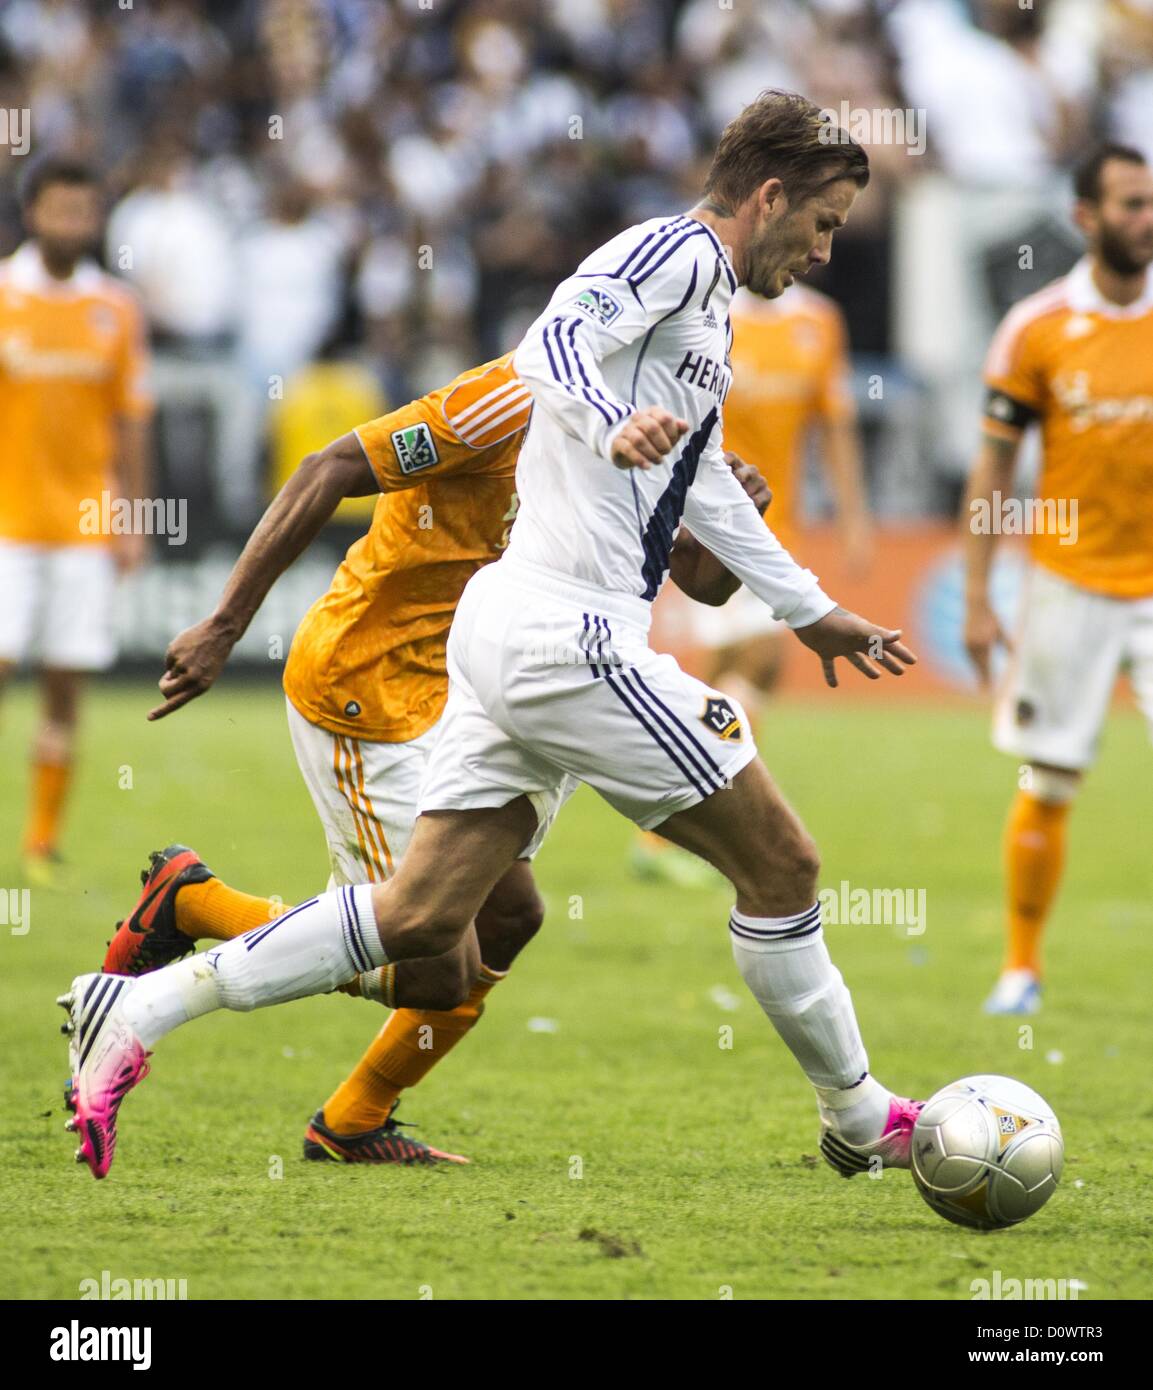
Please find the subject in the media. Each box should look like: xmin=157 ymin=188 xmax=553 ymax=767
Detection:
xmin=703 ymin=306 xmax=718 ymax=329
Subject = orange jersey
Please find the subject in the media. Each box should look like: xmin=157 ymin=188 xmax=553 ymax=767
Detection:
xmin=984 ymin=257 xmax=1153 ymax=598
xmin=0 ymin=243 xmax=152 ymax=545
xmin=722 ymin=286 xmax=854 ymax=548
xmin=283 ymin=355 xmax=530 ymax=743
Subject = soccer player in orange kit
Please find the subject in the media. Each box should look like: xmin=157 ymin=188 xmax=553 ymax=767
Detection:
xmin=0 ymin=158 xmax=152 ymax=885
xmin=965 ymin=145 xmax=1153 ymax=1014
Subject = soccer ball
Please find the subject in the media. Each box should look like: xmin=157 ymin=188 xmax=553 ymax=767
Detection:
xmin=910 ymin=1075 xmax=1063 ymax=1231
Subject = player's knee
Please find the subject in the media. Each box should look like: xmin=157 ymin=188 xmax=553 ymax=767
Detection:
xmin=476 ymin=883 xmax=545 ymax=967
xmin=785 ymin=832 xmax=821 ymax=898
xmin=1021 ymin=765 xmax=1080 ymax=805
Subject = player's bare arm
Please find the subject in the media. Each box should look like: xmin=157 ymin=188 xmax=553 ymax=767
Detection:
xmin=148 ymin=432 xmax=377 ymax=720
xmin=668 ymin=451 xmax=772 ymax=605
xmin=794 ymin=606 xmax=917 ymax=688
xmin=962 ymin=430 xmax=1020 ymax=686
xmin=608 ymin=405 xmax=689 ymax=471
xmin=819 ymin=415 xmax=873 ymax=579
xmin=111 ymin=415 xmax=152 ymax=575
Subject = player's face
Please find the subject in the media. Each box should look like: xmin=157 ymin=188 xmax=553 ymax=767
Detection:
xmin=1084 ymin=162 xmax=1153 ymax=277
xmin=743 ymin=177 xmax=858 ymax=299
xmin=26 ymin=183 xmax=103 ymax=267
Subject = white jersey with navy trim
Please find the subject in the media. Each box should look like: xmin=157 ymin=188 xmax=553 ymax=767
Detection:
xmin=508 ymin=213 xmax=836 ymax=629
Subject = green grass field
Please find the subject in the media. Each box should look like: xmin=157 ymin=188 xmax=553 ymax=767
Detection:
xmin=2 ymin=679 xmax=1151 ymax=1300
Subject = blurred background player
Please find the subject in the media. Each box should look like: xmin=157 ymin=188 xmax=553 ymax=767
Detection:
xmin=0 ymin=158 xmax=152 ymax=886
xmin=964 ymin=144 xmax=1153 ymax=1014
xmin=635 ymin=282 xmax=871 ymax=886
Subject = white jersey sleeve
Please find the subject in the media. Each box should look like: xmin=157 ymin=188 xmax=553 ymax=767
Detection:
xmin=503 ymin=213 xmax=844 ymax=620
xmin=682 ymin=447 xmax=837 ymax=629
xmin=513 ymin=222 xmax=712 ymax=461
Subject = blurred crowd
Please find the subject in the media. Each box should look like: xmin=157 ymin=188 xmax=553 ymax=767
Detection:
xmin=1 ymin=0 xmax=1152 ymax=515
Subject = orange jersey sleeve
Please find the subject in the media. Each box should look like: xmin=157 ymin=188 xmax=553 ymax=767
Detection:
xmin=981 ymin=288 xmax=1062 ymax=439
xmin=356 ymin=355 xmax=531 ymax=492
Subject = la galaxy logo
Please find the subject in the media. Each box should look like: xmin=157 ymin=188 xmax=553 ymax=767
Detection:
xmin=700 ymin=696 xmax=742 ymax=742
xmin=571 ymin=287 xmax=623 ymax=327
xmin=391 ymin=422 xmax=440 ymax=475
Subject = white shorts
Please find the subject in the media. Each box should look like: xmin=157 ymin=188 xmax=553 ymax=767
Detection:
xmin=993 ymin=565 xmax=1153 ymax=771
xmin=418 ymin=556 xmax=757 ymax=835
xmin=0 ymin=541 xmax=117 ymax=671
xmin=683 ymin=584 xmax=786 ymax=649
xmin=286 ymin=697 xmax=556 ymax=888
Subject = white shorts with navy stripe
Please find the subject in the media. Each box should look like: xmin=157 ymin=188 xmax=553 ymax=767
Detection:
xmin=417 ymin=555 xmax=756 ymax=835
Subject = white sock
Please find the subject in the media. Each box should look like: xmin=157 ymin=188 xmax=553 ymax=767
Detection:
xmin=123 ymin=884 xmax=382 ymax=1048
xmin=729 ymin=902 xmax=870 ymax=1089
xmin=813 ymin=1073 xmax=892 ymax=1145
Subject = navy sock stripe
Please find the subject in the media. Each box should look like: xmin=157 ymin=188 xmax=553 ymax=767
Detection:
xmin=338 ymin=887 xmax=370 ymax=974
xmin=243 ymin=896 xmax=320 ymax=952
xmin=728 ymin=905 xmax=821 ymax=937
xmin=729 ymin=920 xmax=821 ymax=944
xmin=342 ymin=886 xmax=374 ymax=973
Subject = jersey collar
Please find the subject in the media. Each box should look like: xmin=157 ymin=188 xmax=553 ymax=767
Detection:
xmin=7 ymin=241 xmax=102 ymax=296
xmin=1066 ymin=255 xmax=1153 ymax=319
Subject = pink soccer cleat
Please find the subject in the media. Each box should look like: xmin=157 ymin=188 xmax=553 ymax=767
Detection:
xmin=820 ymin=1095 xmax=925 ymax=1178
xmin=57 ymin=973 xmax=150 ymax=1179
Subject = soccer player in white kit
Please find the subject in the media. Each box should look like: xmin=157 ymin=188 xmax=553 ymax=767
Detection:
xmin=60 ymin=91 xmax=923 ymax=1182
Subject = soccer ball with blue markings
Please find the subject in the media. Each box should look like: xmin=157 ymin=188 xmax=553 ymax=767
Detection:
xmin=911 ymin=1075 xmax=1063 ymax=1231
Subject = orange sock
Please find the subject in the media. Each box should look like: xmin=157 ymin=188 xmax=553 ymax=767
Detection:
xmin=24 ymin=757 xmax=72 ymax=855
xmin=322 ymin=967 xmax=505 ymax=1135
xmin=175 ymin=879 xmax=287 ymax=942
xmin=1004 ymin=790 xmax=1070 ymax=975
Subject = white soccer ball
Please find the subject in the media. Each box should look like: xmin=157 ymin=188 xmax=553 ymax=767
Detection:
xmin=911 ymin=1075 xmax=1063 ymax=1231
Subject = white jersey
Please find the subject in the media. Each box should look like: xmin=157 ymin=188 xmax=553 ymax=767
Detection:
xmin=508 ymin=213 xmax=836 ymax=630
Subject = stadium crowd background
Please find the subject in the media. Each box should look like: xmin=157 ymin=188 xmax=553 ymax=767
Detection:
xmin=0 ymin=0 xmax=1148 ymax=579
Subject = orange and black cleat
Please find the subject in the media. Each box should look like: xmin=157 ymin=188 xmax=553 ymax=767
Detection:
xmin=102 ymin=845 xmax=214 ymax=976
xmin=303 ymin=1108 xmax=470 ymax=1166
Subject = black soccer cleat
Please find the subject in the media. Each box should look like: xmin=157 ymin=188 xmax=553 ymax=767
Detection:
xmin=302 ymin=1108 xmax=469 ymax=1165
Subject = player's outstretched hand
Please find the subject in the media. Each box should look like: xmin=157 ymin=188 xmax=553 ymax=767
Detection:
xmin=724 ymin=451 xmax=772 ymax=514
xmin=610 ymin=406 xmax=689 ymax=471
xmin=794 ymin=606 xmax=917 ymax=688
xmin=963 ymin=598 xmax=1012 ymax=688
xmin=148 ymin=617 xmax=236 ymax=720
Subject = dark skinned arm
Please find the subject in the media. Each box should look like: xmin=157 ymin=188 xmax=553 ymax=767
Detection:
xmin=148 ymin=432 xmax=377 ymax=720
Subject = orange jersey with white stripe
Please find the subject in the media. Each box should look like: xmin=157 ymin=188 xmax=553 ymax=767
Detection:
xmin=0 ymin=243 xmax=152 ymax=545
xmin=722 ymin=286 xmax=854 ymax=548
xmin=283 ymin=355 xmax=529 ymax=742
xmin=983 ymin=257 xmax=1153 ymax=598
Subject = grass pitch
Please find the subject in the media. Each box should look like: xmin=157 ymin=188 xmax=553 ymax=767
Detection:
xmin=2 ymin=679 xmax=1151 ymax=1300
